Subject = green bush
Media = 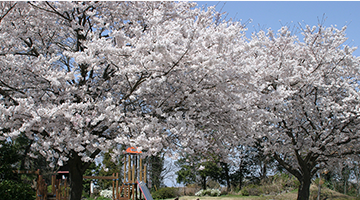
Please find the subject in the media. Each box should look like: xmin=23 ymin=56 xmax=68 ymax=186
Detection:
xmin=240 ymin=188 xmax=249 ymax=196
xmin=151 ymin=187 xmax=179 ymax=199
xmin=0 ymin=179 xmax=36 ymax=200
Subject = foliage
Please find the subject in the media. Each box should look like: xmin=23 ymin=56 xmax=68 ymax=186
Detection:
xmin=97 ymin=149 xmax=120 ymax=190
xmin=83 ymin=162 xmax=100 ymax=197
xmin=175 ymin=156 xmax=198 ymax=186
xmin=0 ymin=140 xmax=20 ymax=181
xmin=151 ymin=187 xmax=179 ymax=200
xmin=0 ymin=179 xmax=36 ymax=200
xmin=236 ymin=173 xmax=301 ymax=197
xmin=176 ymin=154 xmax=222 ymax=190
xmin=149 ymin=154 xmax=165 ymax=191
xmin=240 ymin=184 xmax=264 ymax=196
xmin=240 ymin=187 xmax=249 ymax=196
xmin=195 ymin=188 xmax=221 ymax=197
xmin=99 ymin=189 xmax=113 ymax=199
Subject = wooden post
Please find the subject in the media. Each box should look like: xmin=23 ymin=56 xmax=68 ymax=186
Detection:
xmin=140 ymin=158 xmax=143 ymax=182
xmin=132 ymin=181 xmax=135 ymax=200
xmin=52 ymin=175 xmax=56 ymax=195
xmin=128 ymin=155 xmax=131 ymax=183
xmin=64 ymin=178 xmax=68 ymax=200
xmin=44 ymin=182 xmax=48 ymax=200
xmin=56 ymin=179 xmax=60 ymax=200
xmin=133 ymin=154 xmax=138 ymax=200
xmin=132 ymin=165 xmax=135 ymax=183
xmin=116 ymin=173 xmax=119 ymax=200
xmin=36 ymin=175 xmax=40 ymax=200
xmin=124 ymin=155 xmax=127 ymax=183
xmin=112 ymin=173 xmax=115 ymax=200
xmin=144 ymin=164 xmax=147 ymax=184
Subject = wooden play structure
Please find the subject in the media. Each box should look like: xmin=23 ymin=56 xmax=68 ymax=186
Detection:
xmin=116 ymin=147 xmax=150 ymax=200
xmin=13 ymin=169 xmax=69 ymax=200
xmin=84 ymin=173 xmax=120 ymax=199
xmin=36 ymin=174 xmax=69 ymax=200
xmin=13 ymin=147 xmax=152 ymax=200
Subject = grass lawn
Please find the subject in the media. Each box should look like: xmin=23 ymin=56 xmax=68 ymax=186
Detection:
xmin=173 ymin=188 xmax=358 ymax=200
xmin=175 ymin=193 xmax=297 ymax=200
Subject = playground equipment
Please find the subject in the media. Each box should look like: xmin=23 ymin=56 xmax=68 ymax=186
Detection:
xmin=13 ymin=169 xmax=68 ymax=200
xmin=37 ymin=174 xmax=69 ymax=200
xmin=117 ymin=147 xmax=152 ymax=200
xmin=13 ymin=147 xmax=153 ymax=200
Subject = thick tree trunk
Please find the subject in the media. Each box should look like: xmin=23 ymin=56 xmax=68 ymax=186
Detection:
xmin=226 ymin=175 xmax=231 ymax=192
xmin=222 ymin=163 xmax=231 ymax=192
xmin=260 ymin=162 xmax=267 ymax=180
xmin=297 ymin=175 xmax=311 ymax=200
xmin=68 ymin=153 xmax=85 ymax=200
xmin=273 ymin=152 xmax=315 ymax=200
xmin=239 ymin=172 xmax=243 ymax=190
xmin=201 ymin=175 xmax=206 ymax=190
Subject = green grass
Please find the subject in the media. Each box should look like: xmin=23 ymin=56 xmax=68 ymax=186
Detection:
xmin=165 ymin=186 xmax=357 ymax=200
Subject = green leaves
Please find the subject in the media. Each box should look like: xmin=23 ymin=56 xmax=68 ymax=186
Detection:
xmin=0 ymin=180 xmax=36 ymax=200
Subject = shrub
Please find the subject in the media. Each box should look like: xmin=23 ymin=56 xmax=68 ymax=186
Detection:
xmin=220 ymin=187 xmax=228 ymax=196
xmin=183 ymin=184 xmax=200 ymax=196
xmin=195 ymin=189 xmax=221 ymax=197
xmin=247 ymin=184 xmax=263 ymax=196
xmin=210 ymin=189 xmax=221 ymax=196
xmin=99 ymin=189 xmax=113 ymax=199
xmin=239 ymin=184 xmax=263 ymax=196
xmin=151 ymin=187 xmax=179 ymax=199
xmin=240 ymin=188 xmax=249 ymax=196
xmin=0 ymin=179 xmax=36 ymax=200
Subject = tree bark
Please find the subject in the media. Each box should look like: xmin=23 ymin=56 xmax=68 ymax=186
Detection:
xmin=297 ymin=174 xmax=311 ymax=200
xmin=201 ymin=175 xmax=206 ymax=190
xmin=68 ymin=152 xmax=85 ymax=200
xmin=66 ymin=149 xmax=101 ymax=200
xmin=222 ymin=162 xmax=231 ymax=192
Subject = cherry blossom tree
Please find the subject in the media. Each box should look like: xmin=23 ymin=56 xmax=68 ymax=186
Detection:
xmin=0 ymin=2 xmax=246 ymax=200
xmin=235 ymin=25 xmax=360 ymax=200
xmin=173 ymin=22 xmax=360 ymax=200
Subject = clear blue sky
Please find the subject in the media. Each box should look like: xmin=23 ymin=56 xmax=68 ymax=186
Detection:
xmin=195 ymin=1 xmax=360 ymax=56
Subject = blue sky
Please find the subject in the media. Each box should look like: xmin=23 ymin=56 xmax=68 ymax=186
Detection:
xmin=195 ymin=1 xmax=360 ymax=56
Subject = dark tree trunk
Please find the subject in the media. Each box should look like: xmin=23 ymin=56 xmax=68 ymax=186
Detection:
xmin=297 ymin=174 xmax=311 ymax=200
xmin=67 ymin=149 xmax=101 ymax=200
xmin=273 ymin=152 xmax=316 ymax=200
xmin=225 ymin=170 xmax=231 ymax=192
xmin=68 ymin=152 xmax=85 ymax=200
xmin=201 ymin=175 xmax=206 ymax=190
xmin=239 ymin=164 xmax=243 ymax=190
xmin=221 ymin=162 xmax=231 ymax=192
xmin=260 ymin=161 xmax=267 ymax=180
